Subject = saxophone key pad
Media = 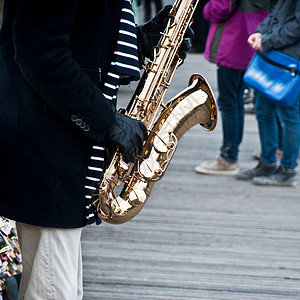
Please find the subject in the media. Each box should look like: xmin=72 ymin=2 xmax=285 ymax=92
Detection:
xmin=139 ymin=157 xmax=160 ymax=179
xmin=129 ymin=189 xmax=147 ymax=205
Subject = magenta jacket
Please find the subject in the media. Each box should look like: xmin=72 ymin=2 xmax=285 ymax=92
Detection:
xmin=203 ymin=0 xmax=269 ymax=70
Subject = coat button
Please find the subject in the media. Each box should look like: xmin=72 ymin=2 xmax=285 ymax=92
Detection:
xmin=71 ymin=115 xmax=77 ymax=122
xmin=76 ymin=119 xmax=83 ymax=126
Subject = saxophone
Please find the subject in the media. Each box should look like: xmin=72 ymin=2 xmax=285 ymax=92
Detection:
xmin=91 ymin=0 xmax=217 ymax=224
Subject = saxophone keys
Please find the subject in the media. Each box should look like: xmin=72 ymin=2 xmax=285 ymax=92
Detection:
xmin=139 ymin=157 xmax=160 ymax=178
xmin=153 ymin=134 xmax=169 ymax=153
xmin=112 ymin=197 xmax=132 ymax=216
xmin=153 ymin=131 xmax=177 ymax=153
xmin=129 ymin=189 xmax=147 ymax=206
xmin=154 ymin=168 xmax=163 ymax=177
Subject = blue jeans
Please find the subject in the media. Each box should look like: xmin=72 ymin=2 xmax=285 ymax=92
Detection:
xmin=255 ymin=93 xmax=300 ymax=169
xmin=217 ymin=66 xmax=246 ymax=163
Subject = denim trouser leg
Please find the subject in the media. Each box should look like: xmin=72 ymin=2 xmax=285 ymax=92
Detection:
xmin=276 ymin=95 xmax=300 ymax=169
xmin=256 ymin=93 xmax=300 ymax=169
xmin=276 ymin=114 xmax=283 ymax=150
xmin=217 ymin=66 xmax=245 ymax=163
xmin=255 ymin=93 xmax=279 ymax=164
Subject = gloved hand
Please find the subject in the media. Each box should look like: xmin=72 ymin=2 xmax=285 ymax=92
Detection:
xmin=108 ymin=113 xmax=148 ymax=163
xmin=136 ymin=5 xmax=193 ymax=62
xmin=177 ymin=27 xmax=193 ymax=62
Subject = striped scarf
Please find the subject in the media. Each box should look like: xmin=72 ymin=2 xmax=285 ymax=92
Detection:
xmin=85 ymin=0 xmax=140 ymax=225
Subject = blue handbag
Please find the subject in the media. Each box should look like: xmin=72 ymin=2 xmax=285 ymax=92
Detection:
xmin=243 ymin=49 xmax=300 ymax=107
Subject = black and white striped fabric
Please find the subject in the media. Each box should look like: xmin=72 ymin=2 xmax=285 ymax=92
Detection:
xmin=85 ymin=0 xmax=140 ymax=225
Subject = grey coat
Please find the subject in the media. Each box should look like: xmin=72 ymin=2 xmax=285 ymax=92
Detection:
xmin=257 ymin=0 xmax=300 ymax=59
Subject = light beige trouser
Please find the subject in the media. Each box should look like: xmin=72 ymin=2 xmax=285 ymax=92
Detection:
xmin=16 ymin=222 xmax=83 ymax=300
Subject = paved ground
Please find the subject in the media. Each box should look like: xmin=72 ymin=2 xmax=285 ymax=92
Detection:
xmin=82 ymin=53 xmax=300 ymax=300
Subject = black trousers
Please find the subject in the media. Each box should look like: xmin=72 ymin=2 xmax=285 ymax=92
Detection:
xmin=144 ymin=0 xmax=162 ymax=22
xmin=191 ymin=0 xmax=210 ymax=53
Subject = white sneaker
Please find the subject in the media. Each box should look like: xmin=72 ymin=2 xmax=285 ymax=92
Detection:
xmin=195 ymin=157 xmax=239 ymax=175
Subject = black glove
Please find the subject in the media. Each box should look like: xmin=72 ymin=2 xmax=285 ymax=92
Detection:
xmin=136 ymin=5 xmax=193 ymax=62
xmin=108 ymin=113 xmax=148 ymax=163
xmin=177 ymin=27 xmax=194 ymax=62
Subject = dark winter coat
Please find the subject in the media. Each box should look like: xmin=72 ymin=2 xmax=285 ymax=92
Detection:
xmin=0 ymin=0 xmax=123 ymax=228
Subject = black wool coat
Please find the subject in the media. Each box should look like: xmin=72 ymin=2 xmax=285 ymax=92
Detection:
xmin=0 ymin=0 xmax=123 ymax=228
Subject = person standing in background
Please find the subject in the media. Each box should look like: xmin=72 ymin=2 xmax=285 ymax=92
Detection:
xmin=190 ymin=0 xmax=210 ymax=53
xmin=195 ymin=0 xmax=269 ymax=176
xmin=132 ymin=0 xmax=141 ymax=23
xmin=143 ymin=0 xmax=163 ymax=22
xmin=236 ymin=0 xmax=300 ymax=186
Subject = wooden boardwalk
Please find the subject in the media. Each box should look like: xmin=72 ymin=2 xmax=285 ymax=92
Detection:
xmin=82 ymin=54 xmax=300 ymax=300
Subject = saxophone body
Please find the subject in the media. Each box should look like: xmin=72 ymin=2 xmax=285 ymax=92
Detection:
xmin=91 ymin=0 xmax=217 ymax=224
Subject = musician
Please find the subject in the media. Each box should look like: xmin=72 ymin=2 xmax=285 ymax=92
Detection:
xmin=0 ymin=0 xmax=191 ymax=298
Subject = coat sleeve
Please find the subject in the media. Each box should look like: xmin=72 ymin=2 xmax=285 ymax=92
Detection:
xmin=260 ymin=2 xmax=300 ymax=51
xmin=203 ymin=0 xmax=238 ymax=23
xmin=13 ymin=0 xmax=116 ymax=142
xmin=255 ymin=2 xmax=274 ymax=35
xmin=256 ymin=16 xmax=271 ymax=35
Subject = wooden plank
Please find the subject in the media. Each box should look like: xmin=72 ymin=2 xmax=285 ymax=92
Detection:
xmin=82 ymin=53 xmax=300 ymax=300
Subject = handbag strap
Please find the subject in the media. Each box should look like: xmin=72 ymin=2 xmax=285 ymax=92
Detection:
xmin=257 ymin=51 xmax=300 ymax=76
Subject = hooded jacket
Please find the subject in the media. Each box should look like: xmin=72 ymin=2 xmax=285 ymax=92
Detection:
xmin=203 ymin=0 xmax=269 ymax=70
